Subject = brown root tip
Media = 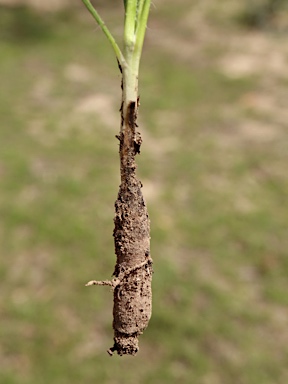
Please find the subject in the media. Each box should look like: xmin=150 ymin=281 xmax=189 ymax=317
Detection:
xmin=85 ymin=280 xmax=96 ymax=286
xmin=107 ymin=348 xmax=115 ymax=357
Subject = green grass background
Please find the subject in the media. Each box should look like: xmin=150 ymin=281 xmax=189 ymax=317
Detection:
xmin=0 ymin=1 xmax=288 ymax=383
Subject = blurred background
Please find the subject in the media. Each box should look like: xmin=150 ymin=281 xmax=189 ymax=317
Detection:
xmin=1 ymin=0 xmax=288 ymax=383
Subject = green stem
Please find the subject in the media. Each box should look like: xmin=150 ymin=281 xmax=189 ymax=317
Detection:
xmin=135 ymin=0 xmax=145 ymax=32
xmin=82 ymin=0 xmax=151 ymax=107
xmin=124 ymin=0 xmax=137 ymax=50
xmin=135 ymin=0 xmax=151 ymax=63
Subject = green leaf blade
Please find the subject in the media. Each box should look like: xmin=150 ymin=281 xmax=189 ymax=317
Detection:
xmin=81 ymin=0 xmax=125 ymax=65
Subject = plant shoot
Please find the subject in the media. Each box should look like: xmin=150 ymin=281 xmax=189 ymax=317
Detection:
xmin=82 ymin=0 xmax=153 ymax=356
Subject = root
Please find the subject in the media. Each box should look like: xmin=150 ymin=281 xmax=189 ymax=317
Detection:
xmin=85 ymin=279 xmax=119 ymax=288
xmin=85 ymin=257 xmax=152 ymax=289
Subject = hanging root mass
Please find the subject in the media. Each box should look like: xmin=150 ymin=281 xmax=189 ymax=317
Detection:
xmin=86 ymin=100 xmax=153 ymax=356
